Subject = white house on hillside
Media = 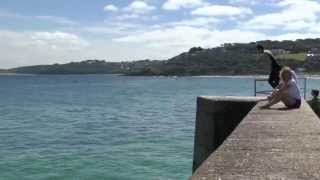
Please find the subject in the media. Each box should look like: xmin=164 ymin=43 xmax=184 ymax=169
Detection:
xmin=307 ymin=48 xmax=320 ymax=57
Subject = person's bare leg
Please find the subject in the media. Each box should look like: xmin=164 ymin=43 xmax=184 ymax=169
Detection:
xmin=268 ymin=89 xmax=279 ymax=100
xmin=261 ymin=92 xmax=283 ymax=108
xmin=269 ymin=92 xmax=283 ymax=105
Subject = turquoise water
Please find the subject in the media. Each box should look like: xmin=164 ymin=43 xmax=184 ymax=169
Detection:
xmin=0 ymin=75 xmax=319 ymax=180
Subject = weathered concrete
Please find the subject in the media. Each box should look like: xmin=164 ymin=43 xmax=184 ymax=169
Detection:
xmin=191 ymin=96 xmax=320 ymax=180
xmin=192 ymin=96 xmax=263 ymax=172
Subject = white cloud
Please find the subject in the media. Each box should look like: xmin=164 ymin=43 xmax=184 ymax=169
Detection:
xmin=162 ymin=0 xmax=206 ymax=10
xmin=242 ymin=0 xmax=320 ymax=30
xmin=35 ymin=16 xmax=77 ymax=25
xmin=309 ymin=22 xmax=320 ymax=33
xmin=125 ymin=1 xmax=156 ymax=14
xmin=277 ymin=0 xmax=318 ymax=7
xmin=169 ymin=17 xmax=219 ymax=27
xmin=29 ymin=32 xmax=89 ymax=50
xmin=115 ymin=14 xmax=140 ymax=20
xmin=0 ymin=31 xmax=88 ymax=50
xmin=0 ymin=30 xmax=89 ymax=68
xmin=104 ymin=4 xmax=119 ymax=12
xmin=114 ymin=26 xmax=266 ymax=56
xmin=228 ymin=0 xmax=258 ymax=5
xmin=283 ymin=21 xmax=313 ymax=31
xmin=3 ymin=0 xmax=320 ymax=69
xmin=114 ymin=13 xmax=159 ymax=21
xmin=0 ymin=10 xmax=78 ymax=26
xmin=0 ymin=29 xmax=173 ymax=68
xmin=270 ymin=32 xmax=320 ymax=41
xmin=192 ymin=5 xmax=252 ymax=17
xmin=84 ymin=21 xmax=147 ymax=35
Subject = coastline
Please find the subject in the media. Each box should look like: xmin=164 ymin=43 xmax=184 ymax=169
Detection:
xmin=2 ymin=73 xmax=320 ymax=79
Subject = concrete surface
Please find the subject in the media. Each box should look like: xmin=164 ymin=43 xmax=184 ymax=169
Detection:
xmin=191 ymin=96 xmax=320 ymax=180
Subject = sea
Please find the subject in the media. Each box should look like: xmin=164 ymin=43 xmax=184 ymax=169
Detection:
xmin=0 ymin=74 xmax=319 ymax=180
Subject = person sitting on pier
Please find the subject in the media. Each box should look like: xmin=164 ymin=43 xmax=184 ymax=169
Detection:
xmin=307 ymin=89 xmax=320 ymax=117
xmin=257 ymin=44 xmax=282 ymax=88
xmin=261 ymin=66 xmax=301 ymax=109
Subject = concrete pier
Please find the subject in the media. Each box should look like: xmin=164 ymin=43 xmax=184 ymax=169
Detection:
xmin=191 ymin=96 xmax=320 ymax=179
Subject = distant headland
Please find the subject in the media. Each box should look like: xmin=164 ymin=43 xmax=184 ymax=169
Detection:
xmin=2 ymin=38 xmax=320 ymax=76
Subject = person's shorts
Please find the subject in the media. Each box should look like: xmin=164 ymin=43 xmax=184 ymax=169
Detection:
xmin=287 ymin=99 xmax=301 ymax=109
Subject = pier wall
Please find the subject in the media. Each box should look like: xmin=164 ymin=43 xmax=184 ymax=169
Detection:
xmin=192 ymin=96 xmax=260 ymax=172
xmin=191 ymin=96 xmax=320 ymax=179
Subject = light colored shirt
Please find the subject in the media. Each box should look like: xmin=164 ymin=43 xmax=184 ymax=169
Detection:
xmin=286 ymin=79 xmax=301 ymax=100
xmin=279 ymin=71 xmax=301 ymax=100
xmin=292 ymin=70 xmax=298 ymax=82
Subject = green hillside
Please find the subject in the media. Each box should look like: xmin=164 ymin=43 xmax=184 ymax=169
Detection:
xmin=6 ymin=38 xmax=320 ymax=75
xmin=276 ymin=53 xmax=307 ymax=61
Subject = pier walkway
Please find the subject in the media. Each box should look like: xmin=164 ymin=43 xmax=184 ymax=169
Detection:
xmin=191 ymin=96 xmax=320 ymax=179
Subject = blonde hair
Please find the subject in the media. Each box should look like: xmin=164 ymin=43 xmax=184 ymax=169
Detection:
xmin=280 ymin=66 xmax=293 ymax=81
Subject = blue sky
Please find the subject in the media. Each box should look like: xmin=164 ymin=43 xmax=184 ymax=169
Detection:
xmin=1 ymin=0 xmax=320 ymax=68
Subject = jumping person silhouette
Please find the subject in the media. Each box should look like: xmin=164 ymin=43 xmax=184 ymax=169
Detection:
xmin=257 ymin=45 xmax=282 ymax=88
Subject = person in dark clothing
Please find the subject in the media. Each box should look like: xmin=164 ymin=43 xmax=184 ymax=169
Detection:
xmin=257 ymin=45 xmax=282 ymax=88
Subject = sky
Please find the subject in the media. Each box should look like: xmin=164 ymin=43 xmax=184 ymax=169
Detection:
xmin=1 ymin=0 xmax=320 ymax=68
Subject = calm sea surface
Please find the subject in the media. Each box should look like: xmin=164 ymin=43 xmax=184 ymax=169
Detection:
xmin=1 ymin=75 xmax=319 ymax=180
